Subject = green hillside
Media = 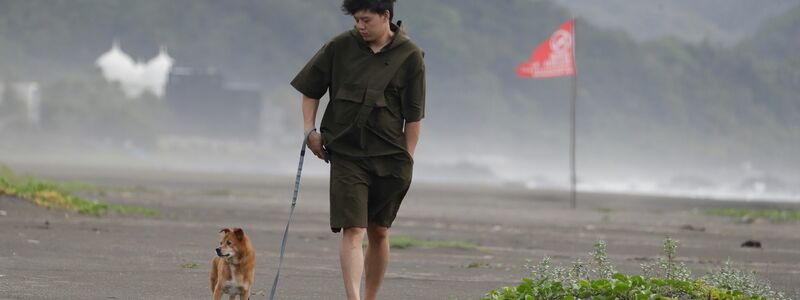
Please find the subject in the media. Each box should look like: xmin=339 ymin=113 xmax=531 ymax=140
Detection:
xmin=0 ymin=0 xmax=798 ymax=176
xmin=553 ymin=0 xmax=797 ymax=44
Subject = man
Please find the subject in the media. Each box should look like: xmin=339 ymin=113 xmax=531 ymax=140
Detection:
xmin=290 ymin=0 xmax=425 ymax=299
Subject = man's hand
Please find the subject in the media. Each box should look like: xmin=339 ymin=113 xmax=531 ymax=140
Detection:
xmin=302 ymin=95 xmax=328 ymax=162
xmin=307 ymin=130 xmax=329 ymax=162
xmin=404 ymin=120 xmax=421 ymax=159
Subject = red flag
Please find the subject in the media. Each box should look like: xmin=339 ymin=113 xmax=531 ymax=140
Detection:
xmin=517 ymin=19 xmax=576 ymax=78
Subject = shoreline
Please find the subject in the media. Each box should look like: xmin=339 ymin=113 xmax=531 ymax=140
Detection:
xmin=5 ymin=159 xmax=800 ymax=208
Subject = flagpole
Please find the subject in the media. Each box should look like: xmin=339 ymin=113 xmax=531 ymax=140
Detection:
xmin=515 ymin=19 xmax=579 ymax=209
xmin=570 ymin=17 xmax=578 ymax=209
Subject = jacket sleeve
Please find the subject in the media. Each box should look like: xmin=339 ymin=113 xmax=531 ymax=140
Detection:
xmin=401 ymin=50 xmax=425 ymax=122
xmin=290 ymin=42 xmax=333 ymax=99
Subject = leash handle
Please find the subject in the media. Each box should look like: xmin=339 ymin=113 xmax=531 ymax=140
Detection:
xmin=268 ymin=128 xmax=316 ymax=300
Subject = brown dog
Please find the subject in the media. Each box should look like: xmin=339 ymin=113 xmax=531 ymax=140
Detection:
xmin=210 ymin=228 xmax=256 ymax=300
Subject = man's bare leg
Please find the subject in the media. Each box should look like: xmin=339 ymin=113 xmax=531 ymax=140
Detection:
xmin=341 ymin=227 xmax=366 ymax=300
xmin=364 ymin=224 xmax=390 ymax=300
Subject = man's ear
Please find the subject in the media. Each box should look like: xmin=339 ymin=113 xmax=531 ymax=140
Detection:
xmin=383 ymin=10 xmax=391 ymax=22
xmin=233 ymin=228 xmax=244 ymax=241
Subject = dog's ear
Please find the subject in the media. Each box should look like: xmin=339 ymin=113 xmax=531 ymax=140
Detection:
xmin=233 ymin=228 xmax=244 ymax=241
xmin=219 ymin=228 xmax=231 ymax=234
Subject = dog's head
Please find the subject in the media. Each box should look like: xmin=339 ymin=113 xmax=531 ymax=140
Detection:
xmin=215 ymin=228 xmax=248 ymax=258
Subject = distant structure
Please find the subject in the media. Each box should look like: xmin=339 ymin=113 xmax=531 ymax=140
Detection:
xmin=0 ymin=81 xmax=41 ymax=128
xmin=95 ymin=41 xmax=174 ymax=98
xmin=94 ymin=41 xmax=261 ymax=139
xmin=164 ymin=67 xmax=262 ymax=139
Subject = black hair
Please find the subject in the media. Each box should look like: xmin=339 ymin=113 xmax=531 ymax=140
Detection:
xmin=341 ymin=0 xmax=396 ymax=21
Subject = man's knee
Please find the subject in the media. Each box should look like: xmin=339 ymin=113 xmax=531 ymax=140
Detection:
xmin=367 ymin=224 xmax=390 ymax=242
xmin=342 ymin=227 xmax=366 ymax=249
xmin=343 ymin=227 xmax=366 ymax=239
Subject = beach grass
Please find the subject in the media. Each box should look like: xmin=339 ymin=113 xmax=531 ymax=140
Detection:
xmin=705 ymin=207 xmax=800 ymax=223
xmin=0 ymin=164 xmax=159 ymax=217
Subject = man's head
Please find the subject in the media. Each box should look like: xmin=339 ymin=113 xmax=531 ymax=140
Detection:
xmin=341 ymin=0 xmax=396 ymax=43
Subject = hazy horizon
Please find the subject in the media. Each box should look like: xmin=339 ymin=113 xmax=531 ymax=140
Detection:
xmin=1 ymin=0 xmax=798 ymax=202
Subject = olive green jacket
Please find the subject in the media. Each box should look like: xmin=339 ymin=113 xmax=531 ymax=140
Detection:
xmin=291 ymin=22 xmax=425 ymax=157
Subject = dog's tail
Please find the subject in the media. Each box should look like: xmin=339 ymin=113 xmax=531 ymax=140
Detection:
xmin=209 ymin=257 xmax=219 ymax=292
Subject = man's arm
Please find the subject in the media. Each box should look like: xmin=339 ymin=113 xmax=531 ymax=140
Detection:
xmin=303 ymin=95 xmax=328 ymax=161
xmin=404 ymin=120 xmax=421 ymax=158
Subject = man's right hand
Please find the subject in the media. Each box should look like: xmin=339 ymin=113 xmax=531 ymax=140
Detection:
xmin=307 ymin=130 xmax=329 ymax=162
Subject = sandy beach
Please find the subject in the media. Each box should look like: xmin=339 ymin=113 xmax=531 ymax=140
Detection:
xmin=1 ymin=163 xmax=798 ymax=299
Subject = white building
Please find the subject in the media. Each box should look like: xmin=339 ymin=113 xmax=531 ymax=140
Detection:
xmin=95 ymin=41 xmax=174 ymax=98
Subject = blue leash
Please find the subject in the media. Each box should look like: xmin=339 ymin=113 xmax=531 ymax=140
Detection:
xmin=268 ymin=128 xmax=316 ymax=300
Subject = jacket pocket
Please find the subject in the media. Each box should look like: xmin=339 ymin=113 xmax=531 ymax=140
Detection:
xmin=369 ymin=88 xmax=404 ymax=139
xmin=333 ymin=85 xmax=389 ymax=125
xmin=332 ymin=85 xmax=363 ymax=125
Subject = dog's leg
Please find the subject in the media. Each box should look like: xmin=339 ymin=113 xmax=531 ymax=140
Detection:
xmin=210 ymin=258 xmax=219 ymax=293
xmin=241 ymin=287 xmax=251 ymax=300
xmin=213 ymin=285 xmax=223 ymax=300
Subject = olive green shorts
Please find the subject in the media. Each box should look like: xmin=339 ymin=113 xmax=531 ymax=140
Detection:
xmin=329 ymin=152 xmax=413 ymax=233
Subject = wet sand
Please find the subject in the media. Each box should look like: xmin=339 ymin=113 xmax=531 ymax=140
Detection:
xmin=1 ymin=163 xmax=799 ymax=299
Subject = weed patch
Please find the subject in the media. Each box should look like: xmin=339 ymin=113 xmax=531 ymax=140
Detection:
xmin=594 ymin=207 xmax=620 ymax=214
xmin=362 ymin=236 xmax=479 ymax=250
xmin=0 ymin=164 xmax=158 ymax=217
xmin=484 ymin=238 xmax=787 ymax=299
xmin=705 ymin=207 xmax=800 ymax=223
xmin=180 ymin=262 xmax=200 ymax=269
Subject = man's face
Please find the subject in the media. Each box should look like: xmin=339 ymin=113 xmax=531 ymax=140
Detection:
xmin=353 ymin=9 xmax=390 ymax=43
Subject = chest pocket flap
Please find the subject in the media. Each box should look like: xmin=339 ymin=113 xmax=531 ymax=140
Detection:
xmin=335 ymin=85 xmax=386 ymax=107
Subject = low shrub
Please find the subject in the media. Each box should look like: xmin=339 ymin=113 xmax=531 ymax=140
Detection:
xmin=484 ymin=238 xmax=787 ymax=300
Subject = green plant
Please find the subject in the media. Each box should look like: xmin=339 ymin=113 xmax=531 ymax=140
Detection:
xmin=706 ymin=208 xmax=800 ymax=223
xmin=640 ymin=236 xmax=692 ymax=282
xmin=595 ymin=207 xmax=619 ymax=214
xmin=181 ymin=262 xmax=200 ymax=269
xmin=591 ymin=240 xmax=616 ymax=279
xmin=702 ymin=260 xmax=786 ymax=300
xmin=362 ymin=236 xmax=479 ymax=250
xmin=484 ymin=238 xmax=788 ymax=300
xmin=0 ymin=164 xmax=158 ymax=217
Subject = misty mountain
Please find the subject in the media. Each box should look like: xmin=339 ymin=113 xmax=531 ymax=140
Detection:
xmin=553 ymin=0 xmax=798 ymax=45
xmin=739 ymin=4 xmax=800 ymax=61
xmin=1 ymin=0 xmax=798 ymax=184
